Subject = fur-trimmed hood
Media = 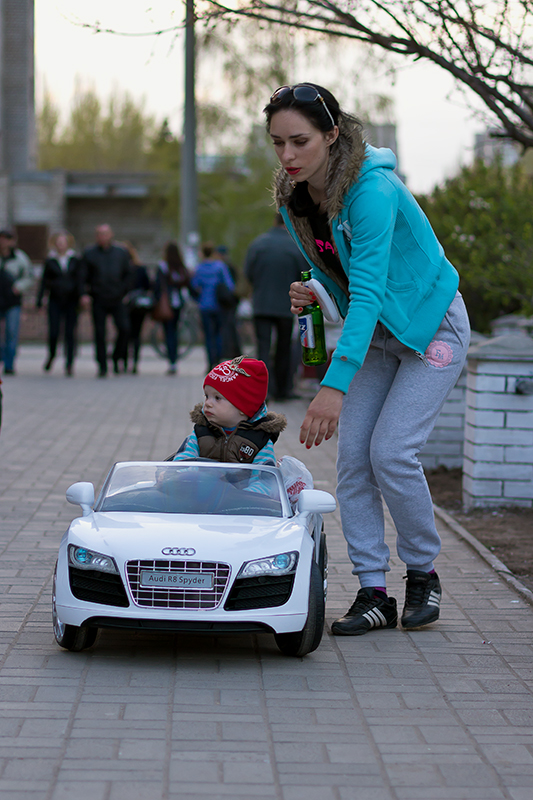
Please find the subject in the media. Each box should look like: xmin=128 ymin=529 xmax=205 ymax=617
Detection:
xmin=273 ymin=129 xmax=366 ymax=289
xmin=190 ymin=403 xmax=287 ymax=436
xmin=274 ymin=140 xmax=397 ymax=296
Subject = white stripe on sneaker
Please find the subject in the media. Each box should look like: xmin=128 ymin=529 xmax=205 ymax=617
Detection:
xmin=427 ymin=590 xmax=441 ymax=607
xmin=362 ymin=608 xmax=387 ymax=628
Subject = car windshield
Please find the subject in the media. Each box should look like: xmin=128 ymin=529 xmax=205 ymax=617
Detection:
xmin=96 ymin=462 xmax=285 ymax=517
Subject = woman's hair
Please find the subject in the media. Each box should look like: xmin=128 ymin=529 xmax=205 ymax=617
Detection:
xmin=264 ymin=82 xmax=365 ymax=163
xmin=201 ymin=242 xmax=214 ymax=258
xmin=48 ymin=230 xmax=75 ymax=252
xmin=122 ymin=241 xmax=140 ymax=265
xmin=165 ymin=241 xmax=187 ymax=274
xmin=264 ymin=83 xmax=341 ymax=133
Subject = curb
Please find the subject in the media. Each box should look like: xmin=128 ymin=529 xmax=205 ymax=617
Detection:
xmin=433 ymin=503 xmax=533 ymax=606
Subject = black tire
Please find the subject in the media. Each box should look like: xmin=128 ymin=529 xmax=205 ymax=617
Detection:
xmin=274 ymin=561 xmax=325 ymax=657
xmin=318 ymin=526 xmax=328 ymax=596
xmin=52 ymin=565 xmax=98 ymax=652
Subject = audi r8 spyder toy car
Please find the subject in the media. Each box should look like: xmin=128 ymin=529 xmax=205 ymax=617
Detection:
xmin=53 ymin=461 xmax=336 ymax=657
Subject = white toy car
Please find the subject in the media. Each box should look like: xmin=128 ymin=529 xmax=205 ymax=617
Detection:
xmin=53 ymin=460 xmax=336 ymax=657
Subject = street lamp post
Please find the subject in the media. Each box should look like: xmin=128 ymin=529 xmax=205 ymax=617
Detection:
xmin=180 ymin=0 xmax=199 ymax=269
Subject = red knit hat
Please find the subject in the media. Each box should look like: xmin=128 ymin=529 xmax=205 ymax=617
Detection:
xmin=204 ymin=357 xmax=269 ymax=418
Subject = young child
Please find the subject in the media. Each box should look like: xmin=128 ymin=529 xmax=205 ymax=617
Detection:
xmin=172 ymin=356 xmax=286 ymax=464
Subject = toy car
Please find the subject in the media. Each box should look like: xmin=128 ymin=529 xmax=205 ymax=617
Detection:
xmin=53 ymin=460 xmax=336 ymax=657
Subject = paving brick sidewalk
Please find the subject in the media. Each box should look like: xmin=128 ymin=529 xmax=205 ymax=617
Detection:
xmin=1 ymin=344 xmax=532 ymax=800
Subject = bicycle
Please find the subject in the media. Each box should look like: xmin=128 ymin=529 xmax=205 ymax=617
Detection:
xmin=149 ymin=299 xmax=200 ymax=361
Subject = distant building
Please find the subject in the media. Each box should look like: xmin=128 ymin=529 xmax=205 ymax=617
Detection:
xmin=364 ymin=122 xmax=406 ymax=184
xmin=474 ymin=129 xmax=520 ymax=166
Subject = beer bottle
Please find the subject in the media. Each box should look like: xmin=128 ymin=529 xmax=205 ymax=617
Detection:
xmin=298 ymin=270 xmax=327 ymax=366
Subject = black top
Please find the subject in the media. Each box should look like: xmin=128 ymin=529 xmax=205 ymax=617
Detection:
xmin=37 ymin=255 xmax=81 ymax=306
xmin=289 ymin=182 xmax=349 ymax=297
xmin=81 ymin=244 xmax=132 ymax=304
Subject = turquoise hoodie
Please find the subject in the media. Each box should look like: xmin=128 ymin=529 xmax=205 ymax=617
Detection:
xmin=278 ymin=144 xmax=460 ymax=394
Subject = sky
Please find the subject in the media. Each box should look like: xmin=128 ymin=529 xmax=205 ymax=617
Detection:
xmin=35 ymin=0 xmax=487 ymax=194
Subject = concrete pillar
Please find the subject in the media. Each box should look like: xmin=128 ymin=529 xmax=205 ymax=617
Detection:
xmin=1 ymin=0 xmax=35 ymax=175
xmin=463 ymin=333 xmax=533 ymax=509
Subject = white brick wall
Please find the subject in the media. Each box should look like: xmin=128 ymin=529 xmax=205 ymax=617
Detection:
xmin=463 ymin=334 xmax=533 ymax=509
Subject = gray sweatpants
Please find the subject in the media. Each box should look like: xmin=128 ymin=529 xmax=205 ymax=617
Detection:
xmin=336 ymin=293 xmax=470 ymax=589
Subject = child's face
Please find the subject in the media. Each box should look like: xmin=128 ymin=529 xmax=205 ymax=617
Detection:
xmin=203 ymin=384 xmax=247 ymax=428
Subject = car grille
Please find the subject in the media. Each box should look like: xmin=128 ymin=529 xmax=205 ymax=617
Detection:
xmin=224 ymin=574 xmax=295 ymax=611
xmin=126 ymin=560 xmax=231 ymax=610
xmin=69 ymin=567 xmax=130 ymax=607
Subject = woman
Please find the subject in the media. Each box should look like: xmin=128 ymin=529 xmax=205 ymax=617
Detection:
xmin=265 ymin=83 xmax=470 ymax=635
xmin=122 ymin=242 xmax=152 ymax=374
xmin=155 ymin=242 xmax=190 ymax=375
xmin=37 ymin=230 xmax=80 ymax=376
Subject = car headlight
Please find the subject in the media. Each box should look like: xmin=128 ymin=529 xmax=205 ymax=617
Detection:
xmin=68 ymin=545 xmax=118 ymax=574
xmin=237 ymin=551 xmax=298 ymax=579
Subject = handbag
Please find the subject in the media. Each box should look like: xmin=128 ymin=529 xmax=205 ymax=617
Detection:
xmin=128 ymin=289 xmax=154 ymax=310
xmin=216 ymin=280 xmax=237 ymax=310
xmin=151 ymin=289 xmax=173 ymax=322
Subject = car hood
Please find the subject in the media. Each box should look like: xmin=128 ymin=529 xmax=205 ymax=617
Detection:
xmin=68 ymin=512 xmax=306 ymax=563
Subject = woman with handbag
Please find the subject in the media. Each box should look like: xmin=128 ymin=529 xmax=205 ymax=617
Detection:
xmin=122 ymin=242 xmax=153 ymax=374
xmin=154 ymin=242 xmax=190 ymax=375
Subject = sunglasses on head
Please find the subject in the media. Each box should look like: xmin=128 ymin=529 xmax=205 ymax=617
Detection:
xmin=270 ymin=85 xmax=336 ymax=129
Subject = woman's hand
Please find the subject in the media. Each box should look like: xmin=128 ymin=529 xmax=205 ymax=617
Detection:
xmin=300 ymin=386 xmax=344 ymax=448
xmin=289 ymin=281 xmax=314 ymax=315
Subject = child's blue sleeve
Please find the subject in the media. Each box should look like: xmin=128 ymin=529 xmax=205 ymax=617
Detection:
xmin=252 ymin=440 xmax=277 ymax=466
xmin=173 ymin=432 xmax=200 ymax=460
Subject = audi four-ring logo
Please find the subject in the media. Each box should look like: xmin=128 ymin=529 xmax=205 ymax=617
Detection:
xmin=162 ymin=547 xmax=196 ymax=556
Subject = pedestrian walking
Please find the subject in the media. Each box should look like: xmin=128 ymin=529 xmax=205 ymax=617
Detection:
xmin=191 ymin=243 xmax=235 ymax=370
xmin=122 ymin=242 xmax=152 ymax=375
xmin=155 ymin=242 xmax=190 ymax=376
xmin=0 ymin=229 xmax=33 ymax=376
xmin=216 ymin=244 xmax=241 ymax=359
xmin=245 ymin=213 xmax=307 ymax=399
xmin=80 ymin=224 xmax=131 ymax=377
xmin=37 ymin=230 xmax=81 ymax=377
xmin=264 ymin=83 xmax=471 ymax=634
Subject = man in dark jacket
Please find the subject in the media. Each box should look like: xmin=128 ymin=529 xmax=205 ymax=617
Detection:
xmin=80 ymin=224 xmax=131 ymax=377
xmin=245 ymin=214 xmax=308 ymax=400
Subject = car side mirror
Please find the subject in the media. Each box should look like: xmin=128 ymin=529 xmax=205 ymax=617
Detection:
xmin=297 ymin=489 xmax=336 ymax=515
xmin=66 ymin=482 xmax=94 ymax=517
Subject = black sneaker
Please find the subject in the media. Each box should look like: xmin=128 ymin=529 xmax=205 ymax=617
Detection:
xmin=331 ymin=588 xmax=398 ymax=636
xmin=401 ymin=570 xmax=441 ymax=629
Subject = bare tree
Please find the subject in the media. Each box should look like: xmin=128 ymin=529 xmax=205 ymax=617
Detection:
xmin=200 ymin=1 xmax=533 ymax=149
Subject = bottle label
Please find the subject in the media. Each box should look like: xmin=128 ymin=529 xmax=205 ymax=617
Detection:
xmin=298 ymin=315 xmax=315 ymax=348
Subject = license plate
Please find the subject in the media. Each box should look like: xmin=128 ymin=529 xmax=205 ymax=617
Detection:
xmin=140 ymin=571 xmax=214 ymax=590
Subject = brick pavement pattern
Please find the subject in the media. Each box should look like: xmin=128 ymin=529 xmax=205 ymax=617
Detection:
xmin=1 ymin=344 xmax=533 ymax=800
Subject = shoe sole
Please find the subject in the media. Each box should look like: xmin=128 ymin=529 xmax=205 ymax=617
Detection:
xmin=331 ymin=620 xmax=397 ymax=636
xmin=401 ymin=609 xmax=440 ymax=629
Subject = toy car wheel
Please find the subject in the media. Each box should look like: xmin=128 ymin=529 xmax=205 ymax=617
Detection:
xmin=318 ymin=526 xmax=328 ymax=594
xmin=52 ymin=565 xmax=97 ymax=652
xmin=274 ymin=561 xmax=325 ymax=657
